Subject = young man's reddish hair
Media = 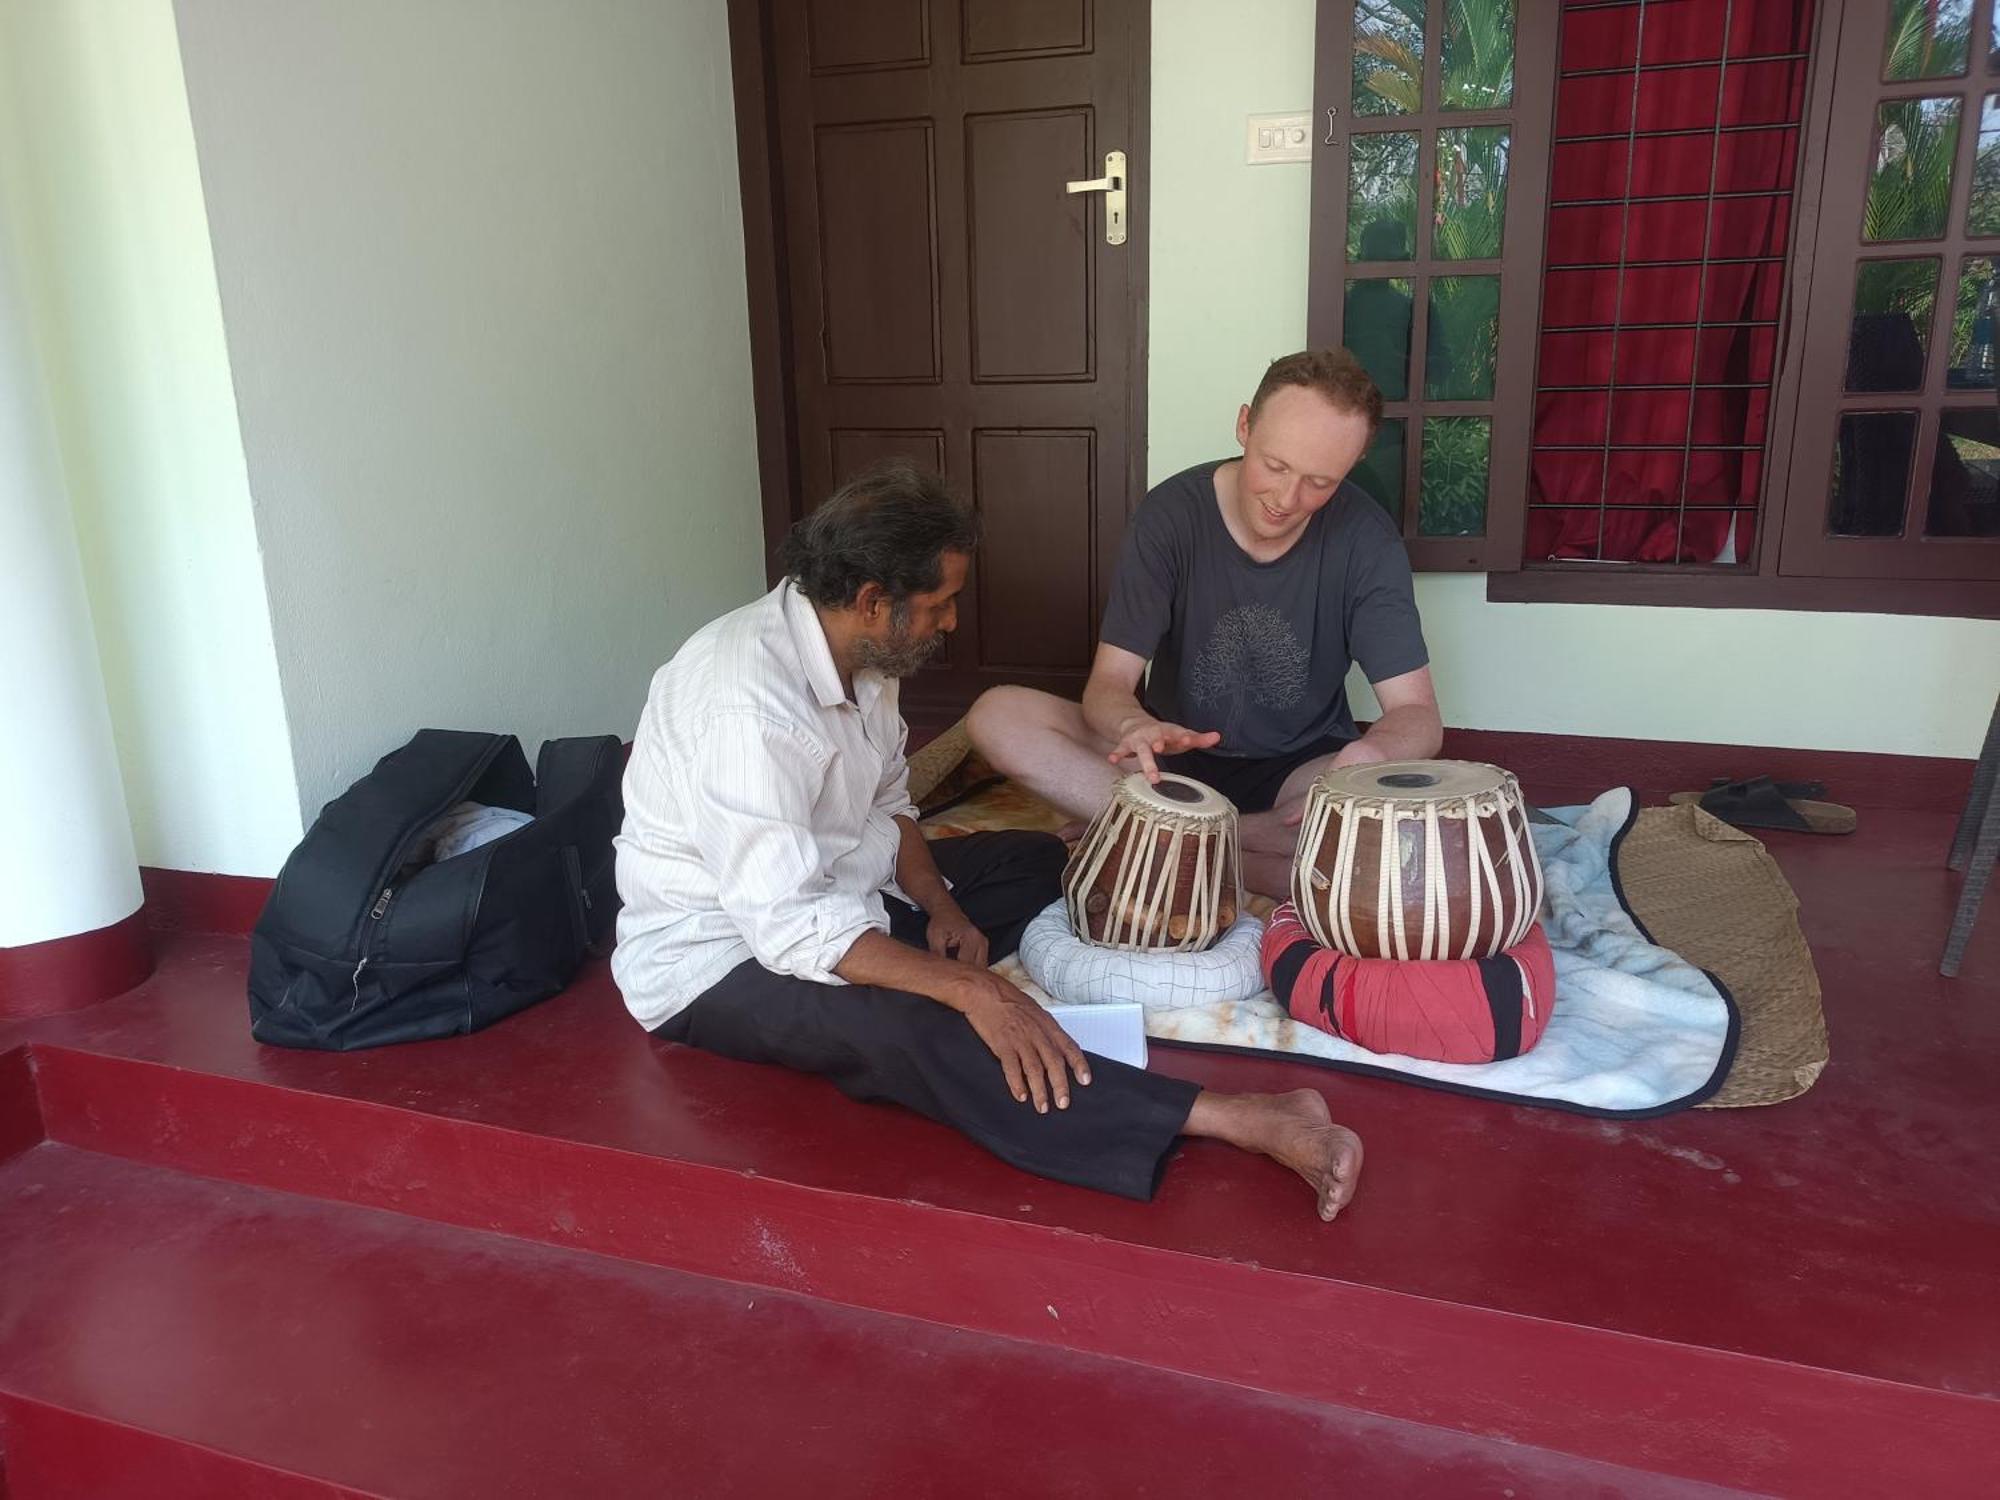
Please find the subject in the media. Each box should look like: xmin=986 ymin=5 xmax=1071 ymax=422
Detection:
xmin=1248 ymin=348 xmax=1384 ymax=433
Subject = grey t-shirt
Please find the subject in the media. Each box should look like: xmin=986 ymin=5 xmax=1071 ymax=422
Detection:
xmin=1098 ymin=460 xmax=1429 ymax=758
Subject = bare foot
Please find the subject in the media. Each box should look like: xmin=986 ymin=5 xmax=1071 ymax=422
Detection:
xmin=1184 ymin=1088 xmax=1364 ymax=1221
xmin=1053 ymin=818 xmax=1087 ymax=844
xmin=1262 ymin=1089 xmax=1364 ymax=1221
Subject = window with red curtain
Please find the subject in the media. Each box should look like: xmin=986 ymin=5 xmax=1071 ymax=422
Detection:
xmin=1526 ymin=0 xmax=1816 ymax=564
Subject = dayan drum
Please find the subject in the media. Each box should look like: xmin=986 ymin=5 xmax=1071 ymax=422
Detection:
xmin=1063 ymin=772 xmax=1242 ymax=952
xmin=1290 ymin=760 xmax=1543 ymax=962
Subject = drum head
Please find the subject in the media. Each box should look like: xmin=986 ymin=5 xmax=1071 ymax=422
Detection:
xmin=1313 ymin=759 xmax=1510 ymax=803
xmin=1118 ymin=771 xmax=1235 ymax=818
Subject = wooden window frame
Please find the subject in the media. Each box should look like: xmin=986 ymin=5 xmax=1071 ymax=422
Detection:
xmin=1307 ymin=0 xmax=1558 ymax=572
xmin=1777 ymin=0 xmax=2000 ymax=585
xmin=1308 ymin=0 xmax=2000 ymax=616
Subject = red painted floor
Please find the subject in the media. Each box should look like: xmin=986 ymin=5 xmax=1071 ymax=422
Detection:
xmin=0 ymin=1142 xmax=1722 ymax=1499
xmin=2 ymin=798 xmax=1997 ymax=1494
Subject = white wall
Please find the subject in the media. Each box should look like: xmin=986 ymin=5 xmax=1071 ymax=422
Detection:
xmin=1149 ymin=0 xmax=2000 ymax=759
xmin=0 ymin=0 xmax=300 ymax=876
xmin=173 ymin=0 xmax=767 ymax=821
xmin=0 ymin=185 xmax=143 ymax=945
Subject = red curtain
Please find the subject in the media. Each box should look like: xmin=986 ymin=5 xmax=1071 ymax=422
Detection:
xmin=1526 ymin=0 xmax=1813 ymax=564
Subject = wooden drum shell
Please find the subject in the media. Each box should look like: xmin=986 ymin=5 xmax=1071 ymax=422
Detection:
xmin=1291 ymin=762 xmax=1543 ymax=962
xmin=1062 ymin=775 xmax=1240 ymax=952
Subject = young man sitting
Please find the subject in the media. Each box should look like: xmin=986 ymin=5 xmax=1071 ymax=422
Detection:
xmin=968 ymin=349 xmax=1444 ymax=897
xmin=612 ymin=461 xmax=1363 ymax=1219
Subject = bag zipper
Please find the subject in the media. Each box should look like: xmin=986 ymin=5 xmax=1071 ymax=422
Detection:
xmin=560 ymin=846 xmax=589 ymax=951
xmin=352 ymin=885 xmax=395 ymax=1009
xmin=348 ymin=737 xmax=512 ymax=1003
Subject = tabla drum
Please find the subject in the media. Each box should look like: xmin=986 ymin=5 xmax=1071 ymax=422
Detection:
xmin=1063 ymin=772 xmax=1241 ymax=951
xmin=1290 ymin=760 xmax=1543 ymax=962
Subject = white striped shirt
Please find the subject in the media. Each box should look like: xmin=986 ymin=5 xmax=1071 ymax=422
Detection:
xmin=611 ymin=582 xmax=916 ymax=1029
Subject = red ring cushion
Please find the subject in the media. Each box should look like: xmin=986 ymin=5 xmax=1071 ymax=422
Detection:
xmin=1260 ymin=903 xmax=1556 ymax=1064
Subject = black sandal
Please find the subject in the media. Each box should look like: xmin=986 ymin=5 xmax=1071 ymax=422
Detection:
xmin=1668 ymin=775 xmax=1857 ymax=835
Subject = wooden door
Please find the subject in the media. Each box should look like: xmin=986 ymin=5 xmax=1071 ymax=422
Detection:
xmin=735 ymin=0 xmax=1149 ymax=709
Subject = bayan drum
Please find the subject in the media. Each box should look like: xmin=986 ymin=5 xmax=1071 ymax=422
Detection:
xmin=1290 ymin=760 xmax=1543 ymax=961
xmin=1063 ymin=772 xmax=1241 ymax=951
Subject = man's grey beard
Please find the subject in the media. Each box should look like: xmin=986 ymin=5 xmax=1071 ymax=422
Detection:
xmin=855 ymin=613 xmax=946 ymax=678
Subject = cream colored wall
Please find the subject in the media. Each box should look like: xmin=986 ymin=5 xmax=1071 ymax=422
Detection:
xmin=173 ymin=0 xmax=767 ymax=821
xmin=0 ymin=0 xmax=302 ymax=875
xmin=1148 ymin=0 xmax=2000 ymax=759
xmin=0 ymin=174 xmax=144 ymax=944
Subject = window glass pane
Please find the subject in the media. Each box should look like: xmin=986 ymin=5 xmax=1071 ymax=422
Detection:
xmin=1927 ymin=408 xmax=2000 ymax=535
xmin=1420 ymin=417 xmax=1489 ymax=535
xmin=1351 ymin=418 xmax=1406 ymax=521
xmin=1426 ymin=275 xmax=1501 ymax=399
xmin=1970 ymin=94 xmax=2000 ymax=235
xmin=1828 ymin=411 xmax=1917 ymax=535
xmin=1948 ymin=255 xmax=2000 ymax=389
xmin=1435 ymin=127 xmax=1510 ymax=259
xmin=1882 ymin=0 xmax=1970 ymax=81
xmin=1845 ymin=258 xmax=1939 ymax=392
xmin=1864 ymin=97 xmax=1962 ymax=242
xmin=1353 ymin=0 xmax=1424 ymax=117
xmin=1345 ymin=277 xmax=1413 ymax=400
xmin=1441 ymin=0 xmax=1514 ymax=110
xmin=1348 ymin=131 xmax=1419 ymax=259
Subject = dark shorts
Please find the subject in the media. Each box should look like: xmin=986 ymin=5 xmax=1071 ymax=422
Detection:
xmin=1155 ymin=736 xmax=1351 ymax=814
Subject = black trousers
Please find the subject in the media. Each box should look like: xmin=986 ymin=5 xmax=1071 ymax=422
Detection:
xmin=654 ymin=831 xmax=1200 ymax=1201
xmin=1156 ymin=735 xmax=1352 ymax=814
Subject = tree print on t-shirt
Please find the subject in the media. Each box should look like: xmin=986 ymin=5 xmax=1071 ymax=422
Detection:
xmin=1188 ymin=604 xmax=1310 ymax=741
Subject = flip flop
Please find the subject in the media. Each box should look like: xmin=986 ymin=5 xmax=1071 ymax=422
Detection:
xmin=1668 ymin=775 xmax=1857 ymax=835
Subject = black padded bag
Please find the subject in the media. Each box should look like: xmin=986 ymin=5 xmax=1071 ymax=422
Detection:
xmin=247 ymin=729 xmax=622 ymax=1050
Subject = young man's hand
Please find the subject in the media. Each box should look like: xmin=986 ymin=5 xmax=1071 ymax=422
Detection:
xmin=1108 ymin=718 xmax=1221 ymax=782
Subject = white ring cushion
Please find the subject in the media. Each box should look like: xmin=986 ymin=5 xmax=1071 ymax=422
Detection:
xmin=1018 ymin=900 xmax=1267 ymax=1011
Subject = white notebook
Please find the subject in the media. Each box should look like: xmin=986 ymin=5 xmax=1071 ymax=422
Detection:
xmin=1044 ymin=1002 xmax=1148 ymax=1070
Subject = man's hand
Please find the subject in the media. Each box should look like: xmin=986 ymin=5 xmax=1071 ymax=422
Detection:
xmin=925 ymin=900 xmax=989 ymax=969
xmin=953 ymin=971 xmax=1092 ymax=1112
xmin=1108 ymin=718 xmax=1221 ymax=782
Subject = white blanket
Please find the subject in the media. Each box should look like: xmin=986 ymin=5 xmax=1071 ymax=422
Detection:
xmin=1000 ymin=789 xmax=1738 ymax=1117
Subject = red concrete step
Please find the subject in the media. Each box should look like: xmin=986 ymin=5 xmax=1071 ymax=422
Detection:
xmin=8 ymin=823 xmax=1999 ymax=1500
xmin=21 ymin=1035 xmax=1999 ymax=1499
xmin=0 ymin=1143 xmax=1720 ymax=1500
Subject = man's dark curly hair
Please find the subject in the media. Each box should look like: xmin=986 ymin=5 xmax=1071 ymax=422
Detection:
xmin=777 ymin=459 xmax=980 ymax=609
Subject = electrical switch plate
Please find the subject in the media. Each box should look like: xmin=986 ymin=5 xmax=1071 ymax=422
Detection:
xmin=1246 ymin=111 xmax=1311 ymax=164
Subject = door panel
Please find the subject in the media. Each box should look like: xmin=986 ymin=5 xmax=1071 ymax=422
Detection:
xmin=806 ymin=0 xmax=929 ymax=74
xmin=972 ymin=428 xmax=1097 ymax=671
xmin=963 ymin=0 xmax=1092 ymax=60
xmin=828 ymin=428 xmax=948 ymax=485
xmin=814 ymin=121 xmax=941 ymax=383
xmin=967 ymin=108 xmax=1095 ymax=381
